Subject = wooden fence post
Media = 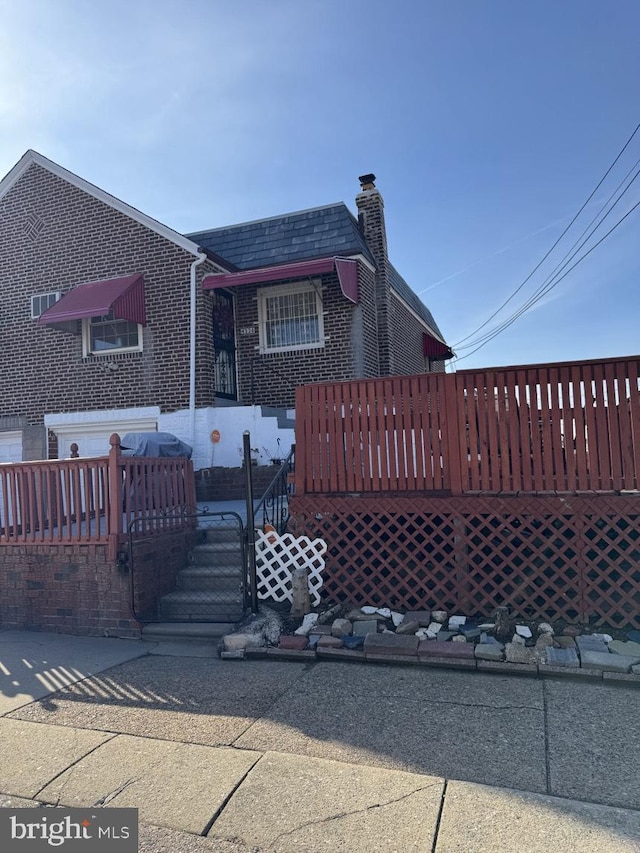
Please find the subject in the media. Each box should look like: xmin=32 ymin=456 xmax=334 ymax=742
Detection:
xmin=294 ymin=385 xmax=306 ymax=496
xmin=108 ymin=433 xmax=123 ymax=561
xmin=442 ymin=374 xmax=464 ymax=495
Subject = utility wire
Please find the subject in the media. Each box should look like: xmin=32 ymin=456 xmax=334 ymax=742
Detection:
xmin=453 ymin=195 xmax=640 ymax=362
xmin=452 ymin=121 xmax=640 ymax=348
xmin=454 ymin=159 xmax=640 ymax=352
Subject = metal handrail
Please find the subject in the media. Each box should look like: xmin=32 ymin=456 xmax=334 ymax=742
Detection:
xmin=254 ymin=445 xmax=295 ymax=534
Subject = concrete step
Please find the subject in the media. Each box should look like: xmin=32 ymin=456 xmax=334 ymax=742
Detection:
xmin=160 ymin=591 xmax=244 ymax=621
xmin=189 ymin=546 xmax=244 ymax=569
xmin=195 ymin=527 xmax=244 ymax=544
xmin=176 ymin=567 xmax=243 ymax=593
xmin=141 ymin=622 xmax=237 ymax=641
xmin=260 ymin=405 xmax=296 ymax=430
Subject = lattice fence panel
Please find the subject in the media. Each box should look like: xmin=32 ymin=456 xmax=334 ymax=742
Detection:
xmin=255 ymin=530 xmax=326 ymax=605
xmin=462 ymin=513 xmax=584 ymax=623
xmin=290 ymin=494 xmax=640 ymax=628
xmin=581 ymin=515 xmax=640 ymax=627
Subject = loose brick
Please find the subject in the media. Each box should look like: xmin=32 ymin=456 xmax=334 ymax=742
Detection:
xmin=418 ymin=640 xmax=475 ymax=659
xmin=364 ymin=633 xmax=419 ymax=656
xmin=278 ymin=635 xmax=309 ymax=651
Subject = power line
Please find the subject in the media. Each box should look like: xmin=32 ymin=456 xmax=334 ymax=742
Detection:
xmin=453 ymin=195 xmax=640 ymax=363
xmin=452 ymin=121 xmax=640 ymax=349
xmin=454 ymin=158 xmax=640 ymax=353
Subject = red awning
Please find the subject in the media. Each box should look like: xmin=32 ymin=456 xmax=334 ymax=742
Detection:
xmin=423 ymin=332 xmax=454 ymax=359
xmin=38 ymin=274 xmax=146 ymax=327
xmin=202 ymin=257 xmax=359 ymax=304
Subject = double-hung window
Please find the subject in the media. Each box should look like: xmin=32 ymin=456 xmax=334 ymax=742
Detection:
xmin=83 ymin=310 xmax=142 ymax=356
xmin=258 ymin=281 xmax=324 ymax=354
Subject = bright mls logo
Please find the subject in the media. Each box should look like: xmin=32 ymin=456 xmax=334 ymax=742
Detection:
xmin=0 ymin=808 xmax=137 ymax=851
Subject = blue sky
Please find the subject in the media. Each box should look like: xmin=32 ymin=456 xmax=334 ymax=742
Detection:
xmin=1 ymin=0 xmax=638 ymax=370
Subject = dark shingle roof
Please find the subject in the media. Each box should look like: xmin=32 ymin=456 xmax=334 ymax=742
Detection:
xmin=388 ymin=263 xmax=445 ymax=340
xmin=186 ymin=203 xmax=374 ymax=270
xmin=188 ymin=203 xmax=447 ymax=345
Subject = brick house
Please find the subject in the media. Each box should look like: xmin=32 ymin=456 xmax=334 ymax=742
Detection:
xmin=0 ymin=153 xmax=451 ymax=467
xmin=190 ymin=173 xmax=452 ymax=409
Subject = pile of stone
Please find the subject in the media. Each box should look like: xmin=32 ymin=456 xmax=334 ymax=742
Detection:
xmin=222 ymin=605 xmax=640 ymax=677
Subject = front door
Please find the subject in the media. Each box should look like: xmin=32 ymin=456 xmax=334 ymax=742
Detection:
xmin=212 ymin=289 xmax=237 ymax=400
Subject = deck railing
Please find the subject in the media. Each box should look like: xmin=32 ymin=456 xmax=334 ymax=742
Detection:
xmin=295 ymin=355 xmax=640 ymax=495
xmin=0 ymin=434 xmax=196 ymax=557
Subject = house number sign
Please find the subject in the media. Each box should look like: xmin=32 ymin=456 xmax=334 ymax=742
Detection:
xmin=240 ymin=326 xmax=256 ymax=336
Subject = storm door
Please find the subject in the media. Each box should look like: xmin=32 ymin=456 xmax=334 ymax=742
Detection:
xmin=212 ymin=289 xmax=237 ymax=400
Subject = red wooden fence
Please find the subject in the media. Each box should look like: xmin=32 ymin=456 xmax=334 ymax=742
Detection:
xmin=295 ymin=355 xmax=640 ymax=495
xmin=0 ymin=434 xmax=196 ymax=557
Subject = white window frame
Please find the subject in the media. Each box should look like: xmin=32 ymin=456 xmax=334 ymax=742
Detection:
xmin=31 ymin=291 xmax=61 ymax=318
xmin=82 ymin=312 xmax=143 ymax=357
xmin=257 ymin=280 xmax=324 ymax=354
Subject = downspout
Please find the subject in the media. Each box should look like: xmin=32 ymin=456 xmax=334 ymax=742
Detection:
xmin=189 ymin=251 xmax=207 ymax=449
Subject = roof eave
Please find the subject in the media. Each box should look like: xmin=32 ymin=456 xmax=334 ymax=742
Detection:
xmin=0 ymin=150 xmax=206 ymax=259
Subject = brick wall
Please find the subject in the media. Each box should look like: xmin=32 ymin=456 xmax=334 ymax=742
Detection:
xmin=389 ymin=291 xmax=431 ymax=375
xmin=233 ymin=272 xmax=356 ymax=408
xmin=354 ymin=263 xmax=381 ymax=376
xmin=195 ymin=465 xmax=279 ymax=502
xmin=0 ymin=528 xmax=197 ymax=636
xmin=0 ymin=163 xmax=222 ymax=423
xmin=0 ymin=543 xmax=139 ymax=637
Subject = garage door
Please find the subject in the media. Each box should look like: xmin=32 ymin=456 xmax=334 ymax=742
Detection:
xmin=54 ymin=419 xmax=158 ymax=459
xmin=0 ymin=431 xmax=22 ymax=463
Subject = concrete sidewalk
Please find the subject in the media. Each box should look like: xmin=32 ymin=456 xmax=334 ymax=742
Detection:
xmin=1 ymin=630 xmax=639 ymax=852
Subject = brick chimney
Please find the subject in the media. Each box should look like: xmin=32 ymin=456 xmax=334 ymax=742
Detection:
xmin=356 ymin=173 xmax=391 ymax=375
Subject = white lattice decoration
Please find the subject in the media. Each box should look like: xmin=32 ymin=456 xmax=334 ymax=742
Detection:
xmin=255 ymin=530 xmax=326 ymax=605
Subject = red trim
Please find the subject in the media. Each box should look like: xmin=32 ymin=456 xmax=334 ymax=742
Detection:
xmin=39 ymin=274 xmax=146 ymax=326
xmin=203 ymin=256 xmax=359 ymax=304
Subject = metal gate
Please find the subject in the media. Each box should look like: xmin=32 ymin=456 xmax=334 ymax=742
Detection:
xmin=129 ymin=510 xmax=247 ymax=623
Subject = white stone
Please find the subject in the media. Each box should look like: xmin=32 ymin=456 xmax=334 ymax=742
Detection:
xmin=478 ymin=623 xmax=495 ymax=630
xmin=594 ymin=633 xmax=613 ymax=643
xmin=515 ymin=625 xmax=532 ymax=638
xmin=425 ymin=630 xmax=439 ymax=640
xmin=452 ymin=635 xmax=467 ymax=643
xmin=391 ymin=611 xmax=404 ymax=628
xmin=431 ymin=610 xmax=448 ymax=623
xmin=537 ymin=623 xmax=554 ymax=635
xmin=294 ymin=613 xmax=319 ymax=636
xmin=361 ymin=606 xmax=378 ymax=615
xmin=223 ymin=633 xmax=262 ymax=652
xmin=511 ymin=634 xmax=526 ymax=646
xmin=448 ymin=615 xmax=467 ymax=629
xmin=427 ymin=622 xmax=442 ymax=634
xmin=376 ymin=607 xmax=392 ymax=619
xmin=415 ymin=628 xmax=429 ymax=639
xmin=382 ymin=628 xmax=395 ymax=634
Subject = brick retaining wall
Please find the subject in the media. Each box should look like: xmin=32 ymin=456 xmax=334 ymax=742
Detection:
xmin=195 ymin=465 xmax=279 ymax=502
xmin=0 ymin=528 xmax=196 ymax=636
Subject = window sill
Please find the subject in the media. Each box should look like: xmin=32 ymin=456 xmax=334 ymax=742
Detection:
xmin=81 ymin=350 xmax=143 ymax=364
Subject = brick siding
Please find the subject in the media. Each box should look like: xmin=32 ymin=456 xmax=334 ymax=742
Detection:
xmin=389 ymin=292 xmax=431 ymax=375
xmin=1 ymin=161 xmax=447 ymax=427
xmin=0 ymin=543 xmax=139 ymax=637
xmin=0 ymin=163 xmax=221 ymax=423
xmin=233 ymin=272 xmax=356 ymax=408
